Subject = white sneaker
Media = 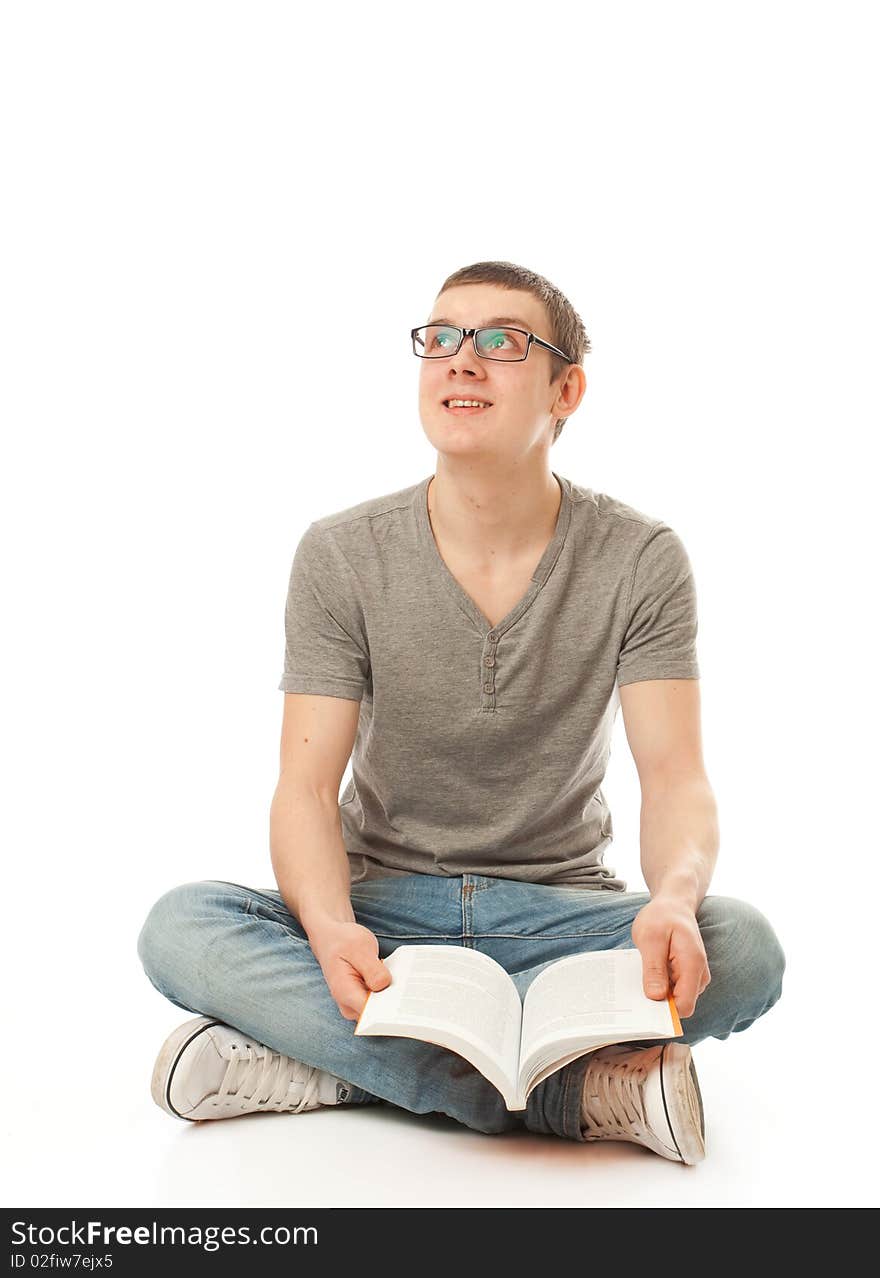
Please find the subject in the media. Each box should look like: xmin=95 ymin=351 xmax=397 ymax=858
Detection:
xmin=151 ymin=1016 xmax=351 ymax=1122
xmin=579 ymin=1042 xmax=706 ymax=1164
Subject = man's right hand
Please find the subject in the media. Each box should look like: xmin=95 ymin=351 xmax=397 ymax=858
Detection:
xmin=307 ymin=919 xmax=393 ymax=1021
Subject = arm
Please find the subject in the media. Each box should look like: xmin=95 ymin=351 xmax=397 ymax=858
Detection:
xmin=618 ymin=678 xmax=720 ymax=1017
xmin=619 ymin=677 xmax=719 ymax=910
xmin=270 ymin=692 xmax=360 ymax=929
xmin=270 ymin=692 xmax=391 ymax=1018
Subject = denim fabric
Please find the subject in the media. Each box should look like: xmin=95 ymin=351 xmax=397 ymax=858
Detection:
xmin=137 ymin=874 xmax=785 ymax=1141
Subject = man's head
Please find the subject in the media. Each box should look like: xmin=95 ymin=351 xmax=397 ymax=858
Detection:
xmin=417 ymin=261 xmax=589 ymax=463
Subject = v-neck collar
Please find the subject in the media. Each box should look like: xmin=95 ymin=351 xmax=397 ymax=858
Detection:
xmin=414 ymin=471 xmax=573 ymax=637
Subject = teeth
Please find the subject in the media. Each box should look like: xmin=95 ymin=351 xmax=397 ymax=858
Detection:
xmin=446 ymin=400 xmax=490 ymax=408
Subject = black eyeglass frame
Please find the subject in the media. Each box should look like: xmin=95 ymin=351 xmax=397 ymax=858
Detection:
xmin=411 ymin=324 xmax=575 ymax=365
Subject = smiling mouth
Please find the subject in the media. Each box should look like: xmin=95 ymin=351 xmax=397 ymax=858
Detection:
xmin=443 ymin=400 xmax=493 ymax=414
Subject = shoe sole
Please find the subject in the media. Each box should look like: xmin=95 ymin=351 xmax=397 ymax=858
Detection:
xmin=150 ymin=1015 xmax=222 ymax=1121
xmin=659 ymin=1043 xmax=706 ymax=1165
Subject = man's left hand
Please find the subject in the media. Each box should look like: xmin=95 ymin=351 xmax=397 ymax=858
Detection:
xmin=630 ymin=896 xmax=712 ymax=1020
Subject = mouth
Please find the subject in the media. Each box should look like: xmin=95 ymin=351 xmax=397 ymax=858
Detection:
xmin=442 ymin=398 xmax=493 ymax=415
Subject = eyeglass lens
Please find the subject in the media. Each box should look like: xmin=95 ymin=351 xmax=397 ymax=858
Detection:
xmin=413 ymin=325 xmax=529 ymax=360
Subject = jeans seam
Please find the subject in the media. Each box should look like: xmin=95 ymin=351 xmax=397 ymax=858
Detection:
xmin=470 ymin=930 xmax=629 ymax=939
xmin=242 ymin=898 xmax=310 ymax=944
xmin=241 ymin=891 xmax=286 ymax=911
xmin=372 ymin=932 xmax=463 ymax=940
xmin=560 ymin=1057 xmax=588 ymax=1142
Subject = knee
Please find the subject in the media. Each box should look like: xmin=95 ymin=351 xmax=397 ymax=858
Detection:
xmin=698 ymin=895 xmax=786 ymax=1008
xmin=136 ymin=880 xmax=235 ymax=991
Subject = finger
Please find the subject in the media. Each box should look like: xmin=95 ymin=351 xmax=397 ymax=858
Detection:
xmin=361 ymin=956 xmax=392 ymax=990
xmin=672 ymin=961 xmax=707 ymax=1018
xmin=332 ymin=971 xmax=373 ymax=1021
xmin=337 ymin=956 xmax=392 ymax=1019
xmin=672 ymin=988 xmax=699 ymax=1019
xmin=639 ymin=948 xmax=670 ymax=999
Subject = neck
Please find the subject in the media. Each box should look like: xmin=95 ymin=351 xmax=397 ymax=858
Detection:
xmin=427 ymin=461 xmax=562 ymax=565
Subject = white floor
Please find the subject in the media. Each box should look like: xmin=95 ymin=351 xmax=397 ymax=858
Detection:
xmin=5 ymin=978 xmax=870 ymax=1209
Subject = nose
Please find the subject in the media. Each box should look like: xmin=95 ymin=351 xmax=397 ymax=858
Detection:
xmin=449 ymin=331 xmax=485 ymax=377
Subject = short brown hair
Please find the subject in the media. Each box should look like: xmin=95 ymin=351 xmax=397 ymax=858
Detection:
xmin=436 ymin=261 xmax=590 ymax=445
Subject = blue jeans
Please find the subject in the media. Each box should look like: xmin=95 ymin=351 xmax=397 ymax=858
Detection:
xmin=136 ymin=874 xmax=785 ymax=1142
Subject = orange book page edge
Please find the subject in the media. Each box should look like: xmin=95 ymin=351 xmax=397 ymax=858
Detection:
xmin=668 ymin=995 xmax=682 ymax=1035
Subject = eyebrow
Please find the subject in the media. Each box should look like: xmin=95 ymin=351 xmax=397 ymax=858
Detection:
xmin=428 ymin=315 xmax=533 ymax=329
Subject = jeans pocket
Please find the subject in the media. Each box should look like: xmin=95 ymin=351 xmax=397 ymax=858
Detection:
xmin=243 ymin=893 xmax=297 ymax=924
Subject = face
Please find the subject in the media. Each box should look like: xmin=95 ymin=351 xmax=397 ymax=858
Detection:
xmin=417 ymin=284 xmax=581 ymax=461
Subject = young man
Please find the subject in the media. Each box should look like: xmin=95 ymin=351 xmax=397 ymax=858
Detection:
xmin=138 ymin=261 xmax=785 ymax=1165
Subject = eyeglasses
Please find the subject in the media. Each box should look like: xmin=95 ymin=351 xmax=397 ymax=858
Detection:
xmin=411 ymin=324 xmax=573 ymax=364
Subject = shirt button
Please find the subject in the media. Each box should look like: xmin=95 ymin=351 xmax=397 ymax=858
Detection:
xmin=487 ymin=631 xmax=497 ymax=641
xmin=483 ymin=682 xmax=494 ymax=693
xmin=483 ymin=656 xmax=495 ymax=667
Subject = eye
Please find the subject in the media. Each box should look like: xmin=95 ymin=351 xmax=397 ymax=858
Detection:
xmin=475 ymin=328 xmax=527 ymax=358
xmin=480 ymin=329 xmax=509 ymax=351
xmin=431 ymin=327 xmax=459 ymax=350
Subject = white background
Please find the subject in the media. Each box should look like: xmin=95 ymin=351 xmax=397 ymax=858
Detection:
xmin=2 ymin=0 xmax=877 ymax=1209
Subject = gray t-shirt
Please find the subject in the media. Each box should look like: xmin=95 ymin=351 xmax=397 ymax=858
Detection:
xmin=278 ymin=471 xmax=700 ymax=891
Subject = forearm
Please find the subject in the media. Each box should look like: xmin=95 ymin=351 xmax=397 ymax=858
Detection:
xmin=638 ymin=775 xmax=720 ymax=912
xmin=269 ymin=783 xmax=356 ymax=935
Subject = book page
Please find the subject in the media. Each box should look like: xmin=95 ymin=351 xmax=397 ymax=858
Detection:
xmin=518 ymin=948 xmax=678 ymax=1093
xmin=354 ymin=945 xmax=523 ymax=1103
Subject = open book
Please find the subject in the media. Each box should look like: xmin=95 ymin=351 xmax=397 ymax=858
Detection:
xmin=354 ymin=944 xmax=682 ymax=1112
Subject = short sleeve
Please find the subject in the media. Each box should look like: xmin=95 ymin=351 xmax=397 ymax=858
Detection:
xmin=616 ymin=523 xmax=700 ymax=687
xmin=277 ymin=523 xmax=371 ymax=701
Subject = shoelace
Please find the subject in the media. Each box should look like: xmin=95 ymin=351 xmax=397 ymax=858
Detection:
xmin=581 ymin=1052 xmax=652 ymax=1139
xmin=217 ymin=1042 xmax=323 ymax=1113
